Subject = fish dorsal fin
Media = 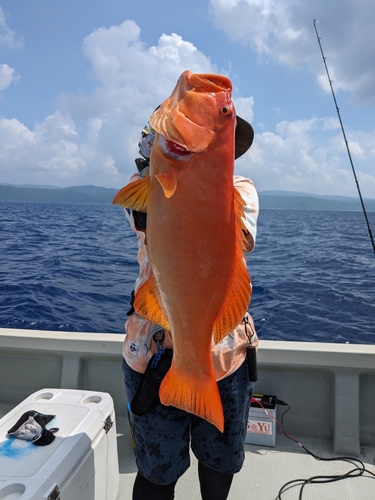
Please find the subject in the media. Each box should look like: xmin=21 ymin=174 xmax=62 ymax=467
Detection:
xmin=112 ymin=176 xmax=150 ymax=212
xmin=155 ymin=167 xmax=177 ymax=198
xmin=134 ymin=275 xmax=170 ymax=331
xmin=212 ymin=188 xmax=251 ymax=344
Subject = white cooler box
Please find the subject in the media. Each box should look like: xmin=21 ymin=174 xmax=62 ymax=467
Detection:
xmin=0 ymin=389 xmax=119 ymax=500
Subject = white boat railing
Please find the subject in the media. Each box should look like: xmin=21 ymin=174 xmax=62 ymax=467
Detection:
xmin=1 ymin=328 xmax=375 ymax=456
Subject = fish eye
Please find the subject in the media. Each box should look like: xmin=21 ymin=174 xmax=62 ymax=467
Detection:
xmin=221 ymin=106 xmax=231 ymax=116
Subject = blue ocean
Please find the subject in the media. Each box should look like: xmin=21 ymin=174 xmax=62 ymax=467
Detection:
xmin=1 ymin=202 xmax=374 ymax=344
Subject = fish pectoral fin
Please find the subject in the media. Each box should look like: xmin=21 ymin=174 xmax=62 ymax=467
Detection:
xmin=155 ymin=167 xmax=177 ymax=198
xmin=213 ymin=188 xmax=252 ymax=344
xmin=134 ymin=275 xmax=170 ymax=330
xmin=113 ymin=176 xmax=150 ymax=212
xmin=159 ymin=366 xmax=224 ymax=433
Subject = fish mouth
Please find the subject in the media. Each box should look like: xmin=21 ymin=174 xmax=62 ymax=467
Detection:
xmin=165 ymin=139 xmax=192 ymax=157
xmin=159 ymin=135 xmax=194 ymax=159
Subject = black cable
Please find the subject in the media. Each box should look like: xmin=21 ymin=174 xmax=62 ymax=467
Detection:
xmin=276 ymin=404 xmax=375 ymax=499
xmin=251 ymin=399 xmax=375 ymax=499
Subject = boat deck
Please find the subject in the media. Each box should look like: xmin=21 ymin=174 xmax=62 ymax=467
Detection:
xmin=1 ymin=331 xmax=375 ymax=499
xmin=1 ymin=401 xmax=375 ymax=499
xmin=114 ymin=414 xmax=375 ymax=500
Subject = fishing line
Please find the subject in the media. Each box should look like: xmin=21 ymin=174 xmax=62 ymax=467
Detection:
xmin=251 ymin=20 xmax=375 ymax=335
xmin=313 ymin=19 xmax=375 ymax=255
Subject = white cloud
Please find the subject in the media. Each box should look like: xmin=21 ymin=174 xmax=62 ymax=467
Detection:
xmin=0 ymin=8 xmax=22 ymax=92
xmin=209 ymin=0 xmax=375 ymax=105
xmin=0 ymin=17 xmax=374 ymax=198
xmin=55 ymin=20 xmax=216 ymax=185
xmin=234 ymin=96 xmax=254 ymax=124
xmin=0 ymin=63 xmax=19 ymax=90
xmin=0 ymin=7 xmax=23 ymax=49
xmin=0 ymin=113 xmax=79 ymax=177
xmin=59 ymin=20 xmax=214 ymax=122
xmin=1 ymin=20 xmax=216 ymax=187
xmin=0 ymin=116 xmax=33 ymax=147
xmin=235 ymin=117 xmax=375 ymax=198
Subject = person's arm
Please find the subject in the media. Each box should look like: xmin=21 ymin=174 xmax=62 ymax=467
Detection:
xmin=233 ymin=175 xmax=259 ymax=252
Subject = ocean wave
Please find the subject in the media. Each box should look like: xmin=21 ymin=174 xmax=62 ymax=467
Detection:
xmin=1 ymin=202 xmax=374 ymax=344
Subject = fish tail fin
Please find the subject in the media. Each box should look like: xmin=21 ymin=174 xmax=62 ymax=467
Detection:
xmin=159 ymin=365 xmax=224 ymax=432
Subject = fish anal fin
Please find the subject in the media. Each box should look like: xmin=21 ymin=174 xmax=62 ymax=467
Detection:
xmin=213 ymin=188 xmax=252 ymax=344
xmin=113 ymin=176 xmax=150 ymax=212
xmin=134 ymin=276 xmax=170 ymax=330
xmin=155 ymin=167 xmax=177 ymax=198
xmin=159 ymin=365 xmax=224 ymax=432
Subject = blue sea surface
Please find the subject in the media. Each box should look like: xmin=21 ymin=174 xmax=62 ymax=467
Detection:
xmin=1 ymin=202 xmax=374 ymax=344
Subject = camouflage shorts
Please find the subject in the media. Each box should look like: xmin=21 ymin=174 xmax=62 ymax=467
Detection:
xmin=122 ymin=358 xmax=255 ymax=485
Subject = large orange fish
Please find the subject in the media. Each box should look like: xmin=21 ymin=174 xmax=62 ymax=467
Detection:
xmin=113 ymin=70 xmax=251 ymax=432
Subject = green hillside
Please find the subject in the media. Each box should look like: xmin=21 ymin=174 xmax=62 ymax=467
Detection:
xmin=1 ymin=184 xmax=374 ymax=211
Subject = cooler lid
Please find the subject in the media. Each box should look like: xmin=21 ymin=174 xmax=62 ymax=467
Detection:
xmin=0 ymin=389 xmax=113 ymax=480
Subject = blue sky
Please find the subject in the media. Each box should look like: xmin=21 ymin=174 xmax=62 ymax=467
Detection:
xmin=0 ymin=0 xmax=374 ymax=198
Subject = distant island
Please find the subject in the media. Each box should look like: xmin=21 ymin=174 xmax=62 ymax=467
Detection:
xmin=1 ymin=183 xmax=375 ymax=211
xmin=0 ymin=184 xmax=117 ymax=205
xmin=259 ymin=190 xmax=375 ymax=212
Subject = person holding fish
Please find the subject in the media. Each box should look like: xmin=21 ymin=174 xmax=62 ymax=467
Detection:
xmin=114 ymin=71 xmax=259 ymax=500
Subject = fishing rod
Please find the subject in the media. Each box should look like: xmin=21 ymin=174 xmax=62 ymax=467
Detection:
xmin=313 ymin=19 xmax=375 ymax=255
